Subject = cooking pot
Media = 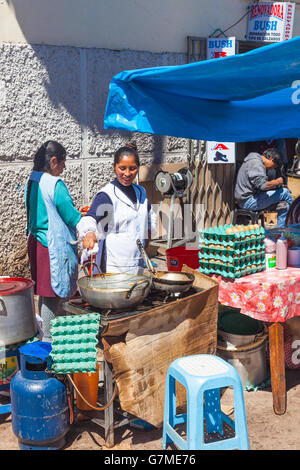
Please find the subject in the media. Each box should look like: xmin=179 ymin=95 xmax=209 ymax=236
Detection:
xmin=136 ymin=240 xmax=195 ymax=294
xmin=0 ymin=277 xmax=37 ymax=346
xmin=77 ymin=263 xmax=151 ymax=309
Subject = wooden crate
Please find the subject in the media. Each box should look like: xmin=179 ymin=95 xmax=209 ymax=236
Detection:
xmin=264 ymin=212 xmax=278 ymax=229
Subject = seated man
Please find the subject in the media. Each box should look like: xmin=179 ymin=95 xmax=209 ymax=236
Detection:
xmin=235 ymin=148 xmax=293 ymax=228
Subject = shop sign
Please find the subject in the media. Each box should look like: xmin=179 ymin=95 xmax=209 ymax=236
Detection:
xmin=206 ymin=37 xmax=236 ymax=164
xmin=207 ymin=142 xmax=236 ymax=164
xmin=206 ymin=37 xmax=236 ymax=59
xmin=246 ymin=2 xmax=295 ymax=42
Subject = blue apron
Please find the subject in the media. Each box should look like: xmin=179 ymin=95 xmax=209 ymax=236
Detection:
xmin=28 ymin=171 xmax=78 ymax=299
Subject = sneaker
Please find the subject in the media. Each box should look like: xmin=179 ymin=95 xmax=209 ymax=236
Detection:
xmin=214 ymin=151 xmax=228 ymax=162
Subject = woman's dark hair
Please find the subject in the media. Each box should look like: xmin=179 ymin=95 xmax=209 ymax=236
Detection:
xmin=285 ymin=196 xmax=300 ymax=225
xmin=26 ymin=141 xmax=66 ymax=232
xmin=33 ymin=140 xmax=66 ymax=171
xmin=113 ymin=141 xmax=140 ymax=167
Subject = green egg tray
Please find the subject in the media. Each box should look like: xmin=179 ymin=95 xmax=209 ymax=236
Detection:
xmin=199 ymin=247 xmax=265 ymax=264
xmin=198 ymin=224 xmax=266 ymax=278
xmin=199 ymin=260 xmax=266 ymax=279
xmin=198 ymin=224 xmax=265 ymax=249
xmin=199 ymin=240 xmax=265 ymax=253
xmin=198 ymin=255 xmax=265 ymax=269
xmin=50 ymin=313 xmax=100 ymax=374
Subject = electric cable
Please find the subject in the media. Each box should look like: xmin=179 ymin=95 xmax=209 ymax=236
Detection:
xmin=214 ymin=9 xmax=250 ymax=37
xmin=67 ymin=390 xmax=74 ymax=424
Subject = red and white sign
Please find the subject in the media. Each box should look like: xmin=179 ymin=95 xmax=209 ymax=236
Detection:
xmin=206 ymin=37 xmax=236 ymax=60
xmin=207 ymin=142 xmax=236 ymax=164
xmin=246 ymin=2 xmax=295 ymax=42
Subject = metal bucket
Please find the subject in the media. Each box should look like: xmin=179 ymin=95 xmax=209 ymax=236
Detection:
xmin=217 ymin=328 xmax=265 ymax=350
xmin=217 ymin=335 xmax=268 ymax=388
xmin=0 ymin=278 xmax=37 ymax=346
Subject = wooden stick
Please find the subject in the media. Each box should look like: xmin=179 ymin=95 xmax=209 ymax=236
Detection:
xmin=269 ymin=322 xmax=286 ymax=415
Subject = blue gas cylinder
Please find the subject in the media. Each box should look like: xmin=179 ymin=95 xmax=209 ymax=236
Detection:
xmin=10 ymin=341 xmax=70 ymax=450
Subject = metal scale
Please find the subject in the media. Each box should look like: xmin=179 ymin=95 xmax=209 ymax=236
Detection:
xmin=150 ymin=167 xmax=194 ymax=249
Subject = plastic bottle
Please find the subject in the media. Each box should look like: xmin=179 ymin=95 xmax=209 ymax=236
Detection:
xmin=276 ymin=236 xmax=288 ymax=270
xmin=265 ymin=238 xmax=276 ymax=270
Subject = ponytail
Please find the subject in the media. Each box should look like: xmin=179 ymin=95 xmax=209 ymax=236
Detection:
xmin=33 ymin=140 xmax=66 ymax=171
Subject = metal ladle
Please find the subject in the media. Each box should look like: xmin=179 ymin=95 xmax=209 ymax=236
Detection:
xmin=136 ymin=239 xmax=156 ymax=274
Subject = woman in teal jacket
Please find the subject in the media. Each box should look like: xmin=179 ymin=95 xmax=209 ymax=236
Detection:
xmin=25 ymin=141 xmax=82 ymax=342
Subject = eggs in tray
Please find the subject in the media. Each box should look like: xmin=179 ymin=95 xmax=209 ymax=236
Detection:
xmin=198 ymin=224 xmax=266 ymax=279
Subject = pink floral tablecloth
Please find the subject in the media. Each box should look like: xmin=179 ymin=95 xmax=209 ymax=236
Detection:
xmin=213 ymin=267 xmax=300 ymax=322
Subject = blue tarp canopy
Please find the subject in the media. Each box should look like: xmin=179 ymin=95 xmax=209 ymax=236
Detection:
xmin=104 ymin=36 xmax=300 ymax=142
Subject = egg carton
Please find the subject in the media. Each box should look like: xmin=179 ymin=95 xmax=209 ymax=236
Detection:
xmin=199 ymin=260 xmax=266 ymax=279
xmin=198 ymin=235 xmax=265 ymax=250
xmin=199 ymin=247 xmax=265 ymax=264
xmin=199 ymin=254 xmax=265 ymax=269
xmin=199 ymin=240 xmax=265 ymax=253
xmin=50 ymin=313 xmax=100 ymax=374
xmin=198 ymin=224 xmax=265 ymax=249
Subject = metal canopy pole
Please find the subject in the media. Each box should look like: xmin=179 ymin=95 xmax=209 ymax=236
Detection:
xmin=150 ymin=191 xmax=191 ymax=249
xmin=186 ymin=36 xmax=236 ymax=228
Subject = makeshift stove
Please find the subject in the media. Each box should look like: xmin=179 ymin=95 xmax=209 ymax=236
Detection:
xmin=64 ymin=286 xmax=202 ymax=325
xmin=63 ymin=287 xmax=203 ymax=447
xmin=62 ymin=269 xmax=219 ymax=448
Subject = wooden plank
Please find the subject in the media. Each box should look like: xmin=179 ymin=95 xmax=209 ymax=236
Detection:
xmin=269 ymin=322 xmax=286 ymax=415
xmin=138 ymin=162 xmax=187 ymax=183
xmin=104 ymin=358 xmax=115 ymax=448
xmin=288 ymin=175 xmax=300 ymax=199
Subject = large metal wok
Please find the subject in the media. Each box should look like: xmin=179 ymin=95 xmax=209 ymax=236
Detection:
xmin=136 ymin=240 xmax=195 ymax=294
xmin=78 ymin=262 xmax=151 ymax=310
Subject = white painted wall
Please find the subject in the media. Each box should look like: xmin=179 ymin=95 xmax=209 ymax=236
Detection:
xmin=3 ymin=0 xmax=299 ymax=53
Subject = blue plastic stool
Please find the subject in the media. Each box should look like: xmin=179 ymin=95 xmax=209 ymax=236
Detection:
xmin=162 ymin=354 xmax=249 ymax=450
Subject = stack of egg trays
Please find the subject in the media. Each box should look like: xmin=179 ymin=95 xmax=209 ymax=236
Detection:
xmin=198 ymin=224 xmax=266 ymax=279
xmin=50 ymin=313 xmax=100 ymax=374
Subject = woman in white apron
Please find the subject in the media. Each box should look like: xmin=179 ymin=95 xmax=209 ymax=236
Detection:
xmin=79 ymin=142 xmax=157 ymax=274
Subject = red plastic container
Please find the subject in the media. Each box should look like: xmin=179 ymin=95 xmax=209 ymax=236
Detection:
xmin=166 ymin=247 xmax=199 ymax=272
